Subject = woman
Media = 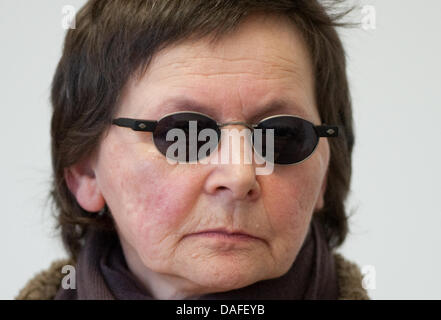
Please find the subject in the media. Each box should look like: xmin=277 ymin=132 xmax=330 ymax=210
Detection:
xmin=17 ymin=0 xmax=368 ymax=300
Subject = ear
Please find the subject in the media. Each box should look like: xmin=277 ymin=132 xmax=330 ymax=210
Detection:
xmin=314 ymin=169 xmax=328 ymax=212
xmin=64 ymin=155 xmax=105 ymax=212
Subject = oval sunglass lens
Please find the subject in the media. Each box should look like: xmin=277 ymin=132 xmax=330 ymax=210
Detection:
xmin=254 ymin=116 xmax=318 ymax=164
xmin=153 ymin=113 xmax=220 ymax=162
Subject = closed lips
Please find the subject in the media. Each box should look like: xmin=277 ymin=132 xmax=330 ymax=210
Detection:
xmin=188 ymin=228 xmax=262 ymax=241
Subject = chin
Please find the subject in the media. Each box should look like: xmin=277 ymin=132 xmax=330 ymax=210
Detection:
xmin=183 ymin=255 xmax=277 ymax=293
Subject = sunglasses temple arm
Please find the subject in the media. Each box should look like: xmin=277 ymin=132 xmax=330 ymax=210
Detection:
xmin=314 ymin=125 xmax=339 ymax=137
xmin=112 ymin=118 xmax=157 ymax=132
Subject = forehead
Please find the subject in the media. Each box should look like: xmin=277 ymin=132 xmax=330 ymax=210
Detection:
xmin=118 ymin=13 xmax=319 ymax=123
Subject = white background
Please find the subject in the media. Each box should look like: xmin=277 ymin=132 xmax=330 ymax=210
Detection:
xmin=1 ymin=0 xmax=440 ymax=299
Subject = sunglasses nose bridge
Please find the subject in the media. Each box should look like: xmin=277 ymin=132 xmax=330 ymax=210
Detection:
xmin=214 ymin=121 xmax=256 ymax=166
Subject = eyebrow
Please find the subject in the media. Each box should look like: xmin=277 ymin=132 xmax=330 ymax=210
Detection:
xmin=252 ymin=98 xmax=311 ymax=123
xmin=156 ymin=95 xmax=311 ymax=123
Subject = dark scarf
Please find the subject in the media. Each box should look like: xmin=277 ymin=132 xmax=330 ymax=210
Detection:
xmin=54 ymin=217 xmax=338 ymax=300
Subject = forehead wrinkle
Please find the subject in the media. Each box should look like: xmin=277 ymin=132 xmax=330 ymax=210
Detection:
xmin=155 ymin=71 xmax=299 ymax=83
xmin=167 ymin=58 xmax=300 ymax=75
xmin=145 ymin=50 xmax=308 ymax=81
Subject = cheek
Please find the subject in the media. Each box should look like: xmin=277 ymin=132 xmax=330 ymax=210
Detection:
xmin=263 ymin=156 xmax=327 ymax=240
xmin=96 ymin=139 xmax=201 ymax=258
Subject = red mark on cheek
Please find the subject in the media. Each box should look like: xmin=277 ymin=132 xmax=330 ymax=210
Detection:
xmin=149 ymin=184 xmax=189 ymax=224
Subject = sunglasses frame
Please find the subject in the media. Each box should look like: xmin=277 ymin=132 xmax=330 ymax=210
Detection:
xmin=112 ymin=111 xmax=339 ymax=165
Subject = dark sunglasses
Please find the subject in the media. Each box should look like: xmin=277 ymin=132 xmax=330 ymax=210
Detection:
xmin=112 ymin=111 xmax=339 ymax=165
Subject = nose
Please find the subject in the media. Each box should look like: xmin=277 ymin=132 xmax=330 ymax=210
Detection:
xmin=203 ymin=124 xmax=261 ymax=202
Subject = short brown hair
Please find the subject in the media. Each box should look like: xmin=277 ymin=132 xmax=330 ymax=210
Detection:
xmin=50 ymin=0 xmax=356 ymax=259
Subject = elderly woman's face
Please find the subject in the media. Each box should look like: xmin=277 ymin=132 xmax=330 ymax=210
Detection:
xmin=73 ymin=14 xmax=330 ymax=298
